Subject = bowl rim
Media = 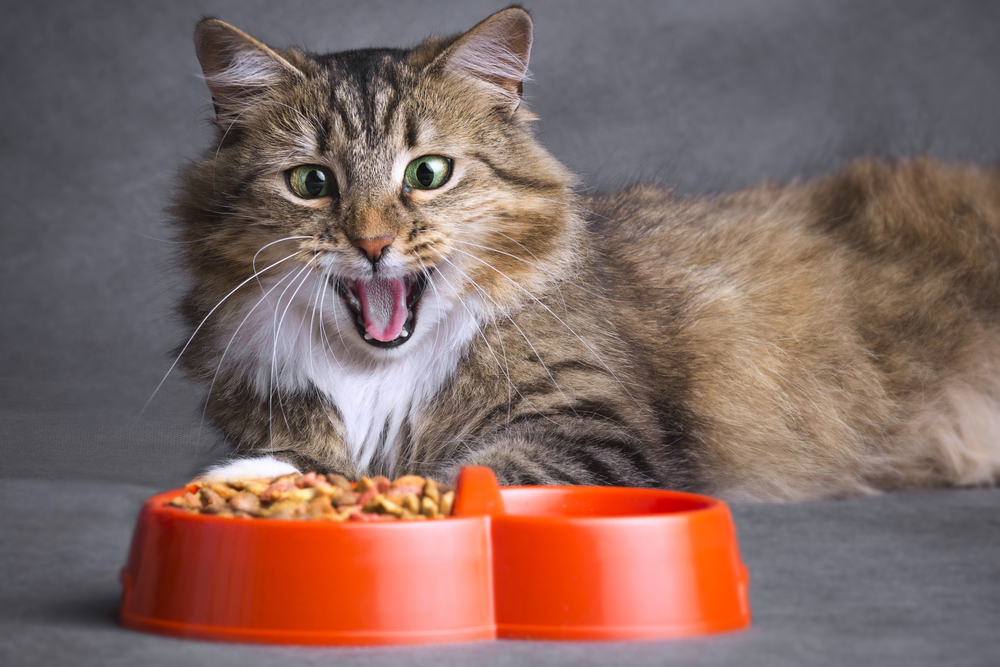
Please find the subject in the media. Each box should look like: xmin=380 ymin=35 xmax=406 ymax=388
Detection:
xmin=146 ymin=483 xmax=728 ymax=529
xmin=494 ymin=484 xmax=727 ymax=524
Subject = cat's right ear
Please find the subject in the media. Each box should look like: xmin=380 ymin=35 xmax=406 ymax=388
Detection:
xmin=193 ymin=18 xmax=304 ymax=120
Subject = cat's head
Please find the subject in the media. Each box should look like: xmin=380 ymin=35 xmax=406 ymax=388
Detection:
xmin=176 ymin=8 xmax=579 ymax=356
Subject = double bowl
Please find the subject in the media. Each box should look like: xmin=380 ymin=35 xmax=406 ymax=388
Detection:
xmin=120 ymin=467 xmax=750 ymax=645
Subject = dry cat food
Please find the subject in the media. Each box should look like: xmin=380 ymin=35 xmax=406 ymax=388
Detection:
xmin=167 ymin=473 xmax=455 ymax=522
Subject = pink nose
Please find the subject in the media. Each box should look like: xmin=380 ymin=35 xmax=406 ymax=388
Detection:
xmin=352 ymin=236 xmax=394 ymax=261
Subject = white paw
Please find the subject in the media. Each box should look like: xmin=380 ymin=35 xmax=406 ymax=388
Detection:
xmin=197 ymin=455 xmax=299 ymax=483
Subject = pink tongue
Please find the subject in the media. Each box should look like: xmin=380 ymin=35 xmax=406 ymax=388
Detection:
xmin=355 ymin=276 xmax=408 ymax=342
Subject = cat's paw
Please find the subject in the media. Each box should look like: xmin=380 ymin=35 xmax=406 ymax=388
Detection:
xmin=196 ymin=455 xmax=299 ymax=483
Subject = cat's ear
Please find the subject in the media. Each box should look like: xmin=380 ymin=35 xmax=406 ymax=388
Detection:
xmin=433 ymin=7 xmax=533 ymax=112
xmin=193 ymin=18 xmax=304 ymax=119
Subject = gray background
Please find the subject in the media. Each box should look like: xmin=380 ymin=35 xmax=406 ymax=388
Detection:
xmin=2 ymin=1 xmax=999 ymax=665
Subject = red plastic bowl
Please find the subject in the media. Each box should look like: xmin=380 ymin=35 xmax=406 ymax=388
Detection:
xmin=119 ymin=494 xmax=495 ymax=645
xmin=493 ymin=485 xmax=750 ymax=640
xmin=120 ymin=467 xmax=750 ymax=645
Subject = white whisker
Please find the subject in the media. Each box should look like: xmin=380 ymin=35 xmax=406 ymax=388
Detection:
xmin=144 ymin=248 xmax=305 ymax=414
xmin=317 ymin=277 xmax=346 ymax=372
xmin=457 ymin=233 xmax=631 ymax=304
xmin=429 ymin=248 xmax=573 ymax=423
xmin=421 ymin=261 xmax=526 ymax=436
xmin=197 ymin=265 xmax=302 ymax=449
xmin=414 ymin=256 xmax=445 ymax=354
xmin=328 ymin=273 xmax=352 ymax=355
xmin=268 ymin=257 xmax=318 ymax=451
xmin=253 ymin=235 xmax=313 ymax=295
xmin=446 ymin=245 xmax=642 ymax=409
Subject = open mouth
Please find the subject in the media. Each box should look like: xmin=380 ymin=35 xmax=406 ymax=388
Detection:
xmin=334 ymin=272 xmax=429 ymax=348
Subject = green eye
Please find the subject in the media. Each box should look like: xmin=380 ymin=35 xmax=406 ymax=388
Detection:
xmin=404 ymin=155 xmax=452 ymax=190
xmin=287 ymin=165 xmax=335 ymax=199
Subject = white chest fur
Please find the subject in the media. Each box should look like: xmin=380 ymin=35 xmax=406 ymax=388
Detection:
xmin=219 ymin=267 xmax=480 ymax=472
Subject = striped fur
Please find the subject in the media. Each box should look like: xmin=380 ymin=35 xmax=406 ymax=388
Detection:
xmin=173 ymin=8 xmax=1000 ymax=500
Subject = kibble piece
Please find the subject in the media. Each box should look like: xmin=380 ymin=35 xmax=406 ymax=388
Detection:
xmin=389 ymin=476 xmax=426 ymax=497
xmin=284 ymin=488 xmax=319 ymax=503
xmin=365 ymin=495 xmax=405 ymax=517
xmin=423 ymin=479 xmax=440 ymax=504
xmin=228 ymin=491 xmax=261 ymax=514
xmin=338 ymin=490 xmax=360 ymax=505
xmin=439 ymin=490 xmax=455 ymax=517
xmin=384 ymin=493 xmax=406 ymax=506
xmin=337 ymin=503 xmax=363 ymax=520
xmin=297 ymin=471 xmax=337 ymax=492
xmin=304 ymin=494 xmax=336 ymax=520
xmin=356 ymin=476 xmax=392 ymax=495
xmin=401 ymin=493 xmax=421 ymax=514
xmin=326 ymin=473 xmax=353 ymax=491
xmin=392 ymin=475 xmax=426 ymax=487
xmin=319 ymin=485 xmax=345 ymax=502
xmin=169 ymin=491 xmax=203 ymax=511
xmin=198 ymin=487 xmax=227 ymax=513
xmin=296 ymin=471 xmax=321 ymax=486
xmin=259 ymin=475 xmax=299 ymax=502
xmin=265 ymin=499 xmax=304 ymax=520
xmin=356 ymin=485 xmax=380 ymax=506
xmin=240 ymin=480 xmax=270 ymax=496
xmin=207 ymin=482 xmax=238 ymax=500
xmin=319 ymin=508 xmax=349 ymax=522
xmin=420 ymin=495 xmax=439 ymax=518
xmin=387 ymin=483 xmax=423 ymax=497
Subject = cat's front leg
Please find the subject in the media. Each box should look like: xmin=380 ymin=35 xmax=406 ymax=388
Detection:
xmin=196 ymin=455 xmax=300 ymax=483
xmin=452 ymin=416 xmax=689 ymax=489
xmin=197 ymin=448 xmax=360 ymax=483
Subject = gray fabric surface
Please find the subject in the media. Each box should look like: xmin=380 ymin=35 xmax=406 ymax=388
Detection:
xmin=2 ymin=0 xmax=999 ymax=664
xmin=3 ymin=479 xmax=998 ymax=667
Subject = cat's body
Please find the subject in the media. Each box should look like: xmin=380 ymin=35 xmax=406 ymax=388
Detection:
xmin=175 ymin=8 xmax=1000 ymax=501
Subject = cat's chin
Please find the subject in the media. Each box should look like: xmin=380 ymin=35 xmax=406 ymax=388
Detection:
xmin=334 ymin=270 xmax=430 ymax=349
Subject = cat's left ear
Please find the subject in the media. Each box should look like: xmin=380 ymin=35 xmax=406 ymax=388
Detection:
xmin=432 ymin=7 xmax=533 ymax=112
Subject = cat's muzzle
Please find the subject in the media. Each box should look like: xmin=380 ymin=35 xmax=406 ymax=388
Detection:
xmin=334 ymin=272 xmax=429 ymax=348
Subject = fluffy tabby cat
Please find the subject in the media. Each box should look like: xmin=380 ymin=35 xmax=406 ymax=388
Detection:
xmin=171 ymin=7 xmax=1000 ymax=501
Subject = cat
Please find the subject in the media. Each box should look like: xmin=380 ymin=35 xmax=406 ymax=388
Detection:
xmin=171 ymin=7 xmax=1000 ymax=501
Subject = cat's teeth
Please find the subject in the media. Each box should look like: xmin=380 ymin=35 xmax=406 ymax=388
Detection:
xmin=400 ymin=330 xmax=409 ymax=338
xmin=364 ymin=333 xmax=373 ymax=341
